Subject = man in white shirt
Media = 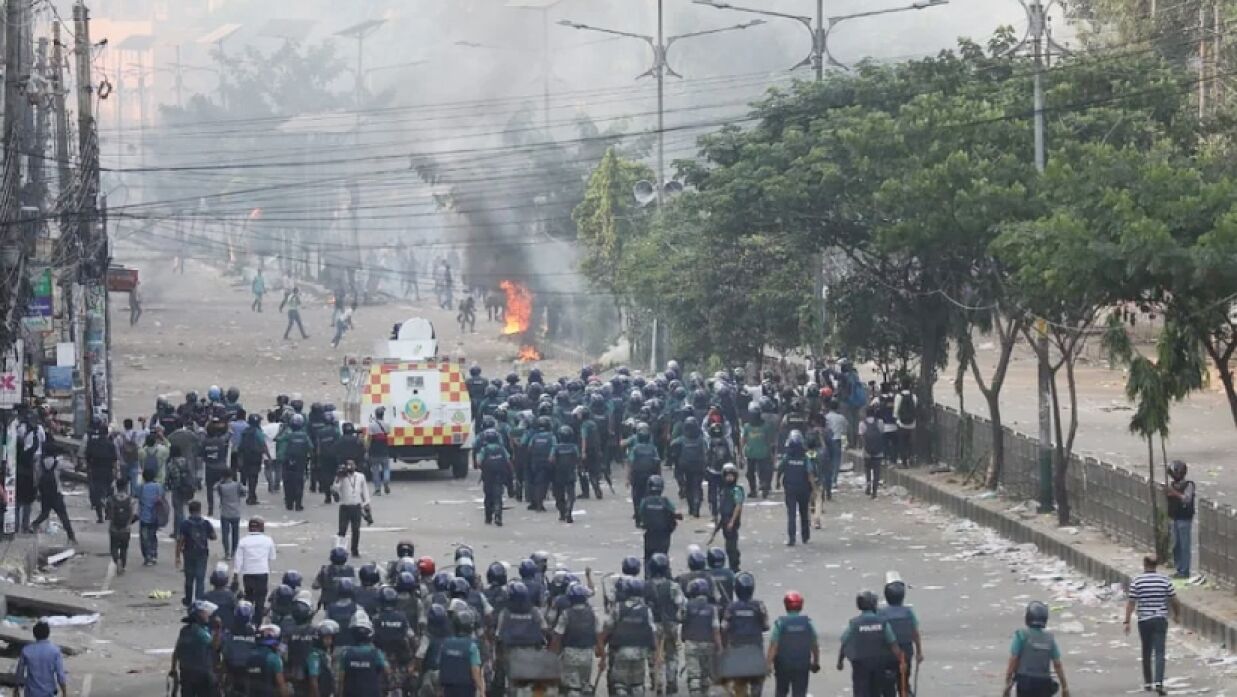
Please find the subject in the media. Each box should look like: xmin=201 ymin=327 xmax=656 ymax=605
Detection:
xmin=331 ymin=460 xmax=370 ymax=558
xmin=232 ymin=516 xmax=276 ymax=621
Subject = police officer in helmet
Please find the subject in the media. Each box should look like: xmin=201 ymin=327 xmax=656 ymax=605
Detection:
xmin=551 ymin=583 xmax=598 ymax=697
xmin=439 ymin=608 xmax=487 ymax=697
xmin=637 ymin=475 xmax=680 ymax=566
xmin=878 ymin=572 xmax=923 ymax=697
xmin=1004 ymin=601 xmax=1070 ymax=697
xmin=766 ymin=591 xmax=819 ymax=697
xmin=837 ymin=591 xmax=903 ymax=697
xmin=170 ymin=600 xmax=219 ymax=697
xmin=337 ymin=612 xmax=393 ymax=696
xmin=601 ymin=577 xmax=661 ymax=697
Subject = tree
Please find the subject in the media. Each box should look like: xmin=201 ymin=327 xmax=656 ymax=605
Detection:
xmin=574 ymin=148 xmax=654 ymax=294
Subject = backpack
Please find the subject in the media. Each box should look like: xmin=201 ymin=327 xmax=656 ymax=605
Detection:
xmin=120 ymin=435 xmax=140 ymax=464
xmin=167 ymin=460 xmax=197 ymax=498
xmin=183 ymin=518 xmax=211 ymax=556
xmin=241 ymin=427 xmax=264 ymax=456
xmin=862 ymin=421 xmax=885 ymax=456
xmin=154 ymin=490 xmax=171 ymax=528
xmin=846 ymin=374 xmax=867 ymax=409
xmin=88 ymin=435 xmax=117 ymax=463
xmin=897 ymin=393 xmax=916 ymax=424
xmin=108 ymin=495 xmax=134 ymax=528
xmin=142 ymin=449 xmax=160 ymax=475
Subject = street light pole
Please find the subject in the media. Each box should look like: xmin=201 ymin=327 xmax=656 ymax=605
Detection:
xmin=693 ymin=0 xmax=948 ymax=76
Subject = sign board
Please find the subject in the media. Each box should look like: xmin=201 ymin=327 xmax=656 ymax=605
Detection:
xmin=56 ymin=342 xmax=76 ymax=367
xmin=45 ymin=366 xmax=73 ymax=392
xmin=0 ymin=340 xmax=23 ymax=409
xmin=23 ymin=266 xmax=53 ymax=331
xmin=3 ymin=419 xmax=14 ymax=534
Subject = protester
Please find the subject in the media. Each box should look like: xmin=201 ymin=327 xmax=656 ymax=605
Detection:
xmin=176 ymin=500 xmax=217 ymax=606
xmin=106 ymin=476 xmax=137 ymax=575
xmin=14 ymin=621 xmax=69 ymax=697
xmin=1125 ymin=556 xmax=1179 ymax=696
xmin=214 ymin=469 xmax=245 ymax=560
xmin=137 ymin=467 xmax=166 ymax=566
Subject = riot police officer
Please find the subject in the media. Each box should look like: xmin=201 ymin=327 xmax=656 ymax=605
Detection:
xmin=879 ymin=575 xmax=923 ymax=697
xmin=669 ymin=417 xmax=708 ymax=517
xmin=645 ymin=553 xmax=684 ymax=694
xmin=242 ymin=624 xmax=287 ymax=697
xmin=170 ymin=600 xmax=219 ymax=697
xmin=679 ymin=579 xmax=721 ymax=697
xmin=601 ymin=578 xmax=660 ymax=697
xmin=306 ymin=619 xmax=338 ymax=697
xmin=627 ymin=424 xmax=661 ymax=521
xmin=283 ymin=595 xmax=318 ymax=696
xmin=718 ymin=464 xmax=745 ymax=572
xmin=325 ymin=578 xmax=361 ymax=649
xmin=1004 ymin=601 xmax=1070 ymax=697
xmin=496 ymin=581 xmax=550 ymax=697
xmin=415 ymin=605 xmax=452 ymax=697
xmin=222 ymin=601 xmax=258 ymax=696
xmin=476 ymin=429 xmax=514 ymax=526
xmin=778 ymin=430 xmax=812 ymax=546
xmin=552 ymin=583 xmax=598 ymax=697
xmin=551 ymin=425 xmax=581 ymax=523
xmin=356 ymin=563 xmax=383 ymax=618
xmin=637 ymin=476 xmax=678 ymax=565
xmin=524 ymin=417 xmax=556 ymax=512
xmin=440 ymin=608 xmax=486 ymax=697
xmin=279 ymin=414 xmax=312 ymax=511
xmin=203 ymin=568 xmax=238 ymax=633
xmin=720 ymin=573 xmax=768 ymax=695
xmin=313 ymin=547 xmax=357 ymax=611
xmin=767 ymin=591 xmax=819 ymax=697
xmin=374 ymin=586 xmax=416 ymax=693
xmin=337 ymin=614 xmax=393 ymax=696
xmin=706 ymin=548 xmax=736 ymax=605
xmin=837 ymin=591 xmax=903 ymax=697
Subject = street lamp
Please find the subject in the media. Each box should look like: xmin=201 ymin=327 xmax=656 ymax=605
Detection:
xmin=558 ymin=3 xmax=764 ymax=193
xmin=692 ymin=0 xmax=949 ymax=78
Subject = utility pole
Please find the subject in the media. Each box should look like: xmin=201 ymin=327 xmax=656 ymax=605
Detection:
xmin=74 ymin=1 xmax=107 ymax=421
xmin=52 ymin=23 xmax=71 ymax=197
xmin=1012 ymin=0 xmax=1066 ymax=513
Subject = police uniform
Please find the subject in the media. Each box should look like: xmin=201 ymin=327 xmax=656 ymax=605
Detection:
xmin=306 ymin=644 xmax=336 ymax=697
xmin=1010 ymin=628 xmax=1061 ymax=697
xmin=877 ymin=604 xmax=918 ymax=672
xmin=440 ymin=635 xmax=482 ymax=697
xmin=339 ymin=641 xmax=389 ymax=697
xmin=174 ymin=622 xmax=217 ymax=697
xmin=283 ymin=621 xmax=317 ymax=688
xmin=840 ymin=610 xmax=898 ymax=697
xmin=325 ymin=599 xmax=360 ymax=648
xmin=637 ymin=495 xmax=677 ymax=565
xmin=555 ymin=604 xmax=599 ymax=697
xmin=721 ymin=598 xmax=768 ymax=694
xmin=679 ymin=597 xmax=719 ymax=697
xmin=551 ymin=442 xmax=581 ymax=522
xmin=605 ymin=599 xmax=657 ymax=697
xmin=222 ymin=627 xmax=257 ymax=696
xmin=525 ymin=430 xmax=556 ymax=511
xmin=670 ymin=435 xmax=707 ymax=517
xmin=497 ymin=606 xmax=549 ymax=697
xmin=627 ymin=442 xmax=660 ymax=519
xmin=479 ymin=443 xmax=514 ymax=525
xmin=313 ymin=564 xmax=357 ymax=609
xmin=241 ymin=644 xmax=283 ymax=697
xmin=375 ymin=608 xmax=416 ymax=680
xmin=778 ymin=449 xmax=812 ymax=545
xmin=718 ymin=482 xmax=746 ymax=572
xmin=770 ymin=612 xmax=817 ymax=697
xmin=645 ymin=578 xmax=684 ymax=694
xmin=416 ymin=622 xmax=449 ymax=697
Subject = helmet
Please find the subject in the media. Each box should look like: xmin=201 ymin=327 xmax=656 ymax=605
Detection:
xmin=507 ymin=581 xmax=530 ymax=606
xmin=1168 ymin=459 xmax=1188 ymax=479
xmin=470 ymin=364 xmax=482 ymax=377
xmin=683 ymin=416 xmax=700 ymax=436
xmin=210 ymin=569 xmax=229 ymax=587
xmin=425 ymin=604 xmax=450 ymax=636
xmin=785 ymin=429 xmax=804 ymax=448
xmin=208 ymin=385 xmax=222 ymax=401
xmin=330 ymin=547 xmax=348 ymax=565
xmin=359 ymin=563 xmax=381 ymax=586
xmin=235 ymin=600 xmax=255 ymax=623
xmin=324 ymin=403 xmax=337 ymax=413
xmin=316 ymin=619 xmax=340 ymax=639
xmin=483 ymin=428 xmax=500 ymax=445
xmin=258 ymin=623 xmax=281 ymax=646
xmin=506 ymin=372 xmax=520 ymax=385
xmin=647 ymin=474 xmax=665 ymax=495
xmin=636 ymin=422 xmax=651 ymax=441
xmin=342 ymin=422 xmax=356 ymax=436
xmin=528 ymin=368 xmax=543 ymax=384
xmin=686 ymin=578 xmax=710 ymax=599
xmin=453 ymin=607 xmax=478 ymax=635
xmin=687 ymin=550 xmax=706 ymax=572
xmin=455 ymin=545 xmax=475 ymax=562
xmin=396 ymin=571 xmax=418 ymax=593
xmin=190 ymin=599 xmax=218 ymax=622
xmin=567 ymin=583 xmax=590 ymax=604
xmin=735 ymin=572 xmax=756 ymax=601
xmin=536 ymin=416 xmax=553 ymax=431
xmin=783 ymin=591 xmax=804 ymax=612
xmin=351 ymin=612 xmax=374 ymax=640
xmin=722 ymin=463 xmax=739 ymax=480
xmin=518 ymin=559 xmax=538 ymax=580
xmin=185 ymin=390 xmax=199 ymax=404
xmin=336 ymin=578 xmax=356 ymax=600
xmin=621 ymin=556 xmax=641 ymax=577
xmin=648 ymin=553 xmax=670 ymax=578
xmin=290 ymin=413 xmax=305 ymax=429
xmin=247 ymin=413 xmax=261 ymax=427
xmin=706 ymin=547 xmax=726 ymax=569
xmin=1025 ymin=601 xmax=1050 ymax=629
xmin=613 ymin=577 xmax=630 ymax=602
xmin=396 ymin=541 xmax=415 ymax=559
xmin=274 ymin=584 xmax=296 ymax=604
xmin=884 ymin=581 xmax=907 ymax=606
xmin=856 ymin=591 xmax=879 ymax=612
xmin=433 ymin=572 xmax=453 ymax=593
xmin=292 ymin=599 xmax=314 ymax=624
xmin=450 ymin=578 xmax=471 ymax=599
xmin=487 ymin=562 xmax=508 ymax=586
xmin=417 ymin=556 xmax=436 ymax=578
xmin=531 ymin=550 xmax=550 ymax=572
xmin=557 ymin=425 xmax=574 ymax=441
xmin=226 ymin=387 xmax=240 ymax=403
xmin=456 ymin=563 xmax=477 ymax=584
xmin=626 ymin=578 xmax=645 ymax=597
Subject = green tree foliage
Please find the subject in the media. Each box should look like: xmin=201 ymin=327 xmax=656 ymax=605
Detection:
xmin=574 ymin=148 xmax=654 ymax=293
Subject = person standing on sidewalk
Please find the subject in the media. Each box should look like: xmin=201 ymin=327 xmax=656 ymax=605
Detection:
xmin=1124 ymin=556 xmax=1179 ymax=696
xmin=1164 ymin=460 xmax=1196 ymax=579
xmin=332 ymin=461 xmax=370 ymax=558
xmin=176 ymin=500 xmax=217 ymax=607
xmin=234 ymin=516 xmax=277 ymax=622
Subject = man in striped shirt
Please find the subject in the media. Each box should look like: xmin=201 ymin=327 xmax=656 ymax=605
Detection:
xmin=1124 ymin=556 xmax=1179 ymax=696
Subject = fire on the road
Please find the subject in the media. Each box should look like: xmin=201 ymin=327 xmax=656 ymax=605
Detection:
xmin=500 ymin=279 xmax=541 ymax=361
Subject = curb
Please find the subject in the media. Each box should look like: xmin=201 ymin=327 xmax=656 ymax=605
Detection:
xmin=846 ymin=452 xmax=1237 ymax=650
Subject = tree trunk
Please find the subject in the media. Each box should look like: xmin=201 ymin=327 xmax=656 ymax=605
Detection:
xmin=1148 ymin=435 xmax=1164 ymax=559
xmin=984 ymin=393 xmax=1004 ymax=490
xmin=1215 ymin=352 xmax=1237 ymax=428
xmin=916 ymin=330 xmax=941 ymax=463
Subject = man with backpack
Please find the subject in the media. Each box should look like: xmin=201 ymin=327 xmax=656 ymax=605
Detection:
xmin=859 ymin=406 xmax=886 ymax=499
xmin=165 ymin=444 xmax=198 ymax=537
xmin=107 ymin=475 xmax=137 ymax=574
xmin=84 ymin=421 xmax=119 ymax=524
xmin=238 ymin=414 xmax=267 ymax=505
xmin=176 ymin=500 xmax=217 ymax=606
xmin=893 ymin=380 xmax=916 ymax=467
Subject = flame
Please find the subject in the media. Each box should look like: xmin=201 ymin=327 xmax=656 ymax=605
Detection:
xmin=517 ymin=345 xmax=542 ymax=362
xmin=500 ymin=280 xmax=533 ymax=336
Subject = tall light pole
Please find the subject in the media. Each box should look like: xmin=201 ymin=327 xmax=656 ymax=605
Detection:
xmin=693 ymin=0 xmax=950 ymax=80
xmin=559 ymin=1 xmax=764 ymax=193
xmin=506 ymin=0 xmax=566 ymax=132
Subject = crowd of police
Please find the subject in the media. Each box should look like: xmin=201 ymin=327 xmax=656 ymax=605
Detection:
xmin=157 ymin=361 xmax=1068 ymax=697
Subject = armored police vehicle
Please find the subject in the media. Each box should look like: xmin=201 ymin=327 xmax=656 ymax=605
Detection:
xmin=341 ymin=317 xmax=472 ymax=478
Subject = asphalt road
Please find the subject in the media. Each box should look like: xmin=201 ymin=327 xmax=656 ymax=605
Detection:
xmin=30 ymin=253 xmax=1226 ymax=696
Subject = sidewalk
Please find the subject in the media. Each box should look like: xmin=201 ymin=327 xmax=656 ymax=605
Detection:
xmin=846 ymin=451 xmax=1237 ymax=651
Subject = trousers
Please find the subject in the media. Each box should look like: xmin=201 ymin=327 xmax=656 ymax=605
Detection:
xmin=784 ymin=487 xmax=810 ymax=543
xmin=1138 ymin=616 xmax=1168 ymax=686
xmin=338 ymin=504 xmax=363 ymax=556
